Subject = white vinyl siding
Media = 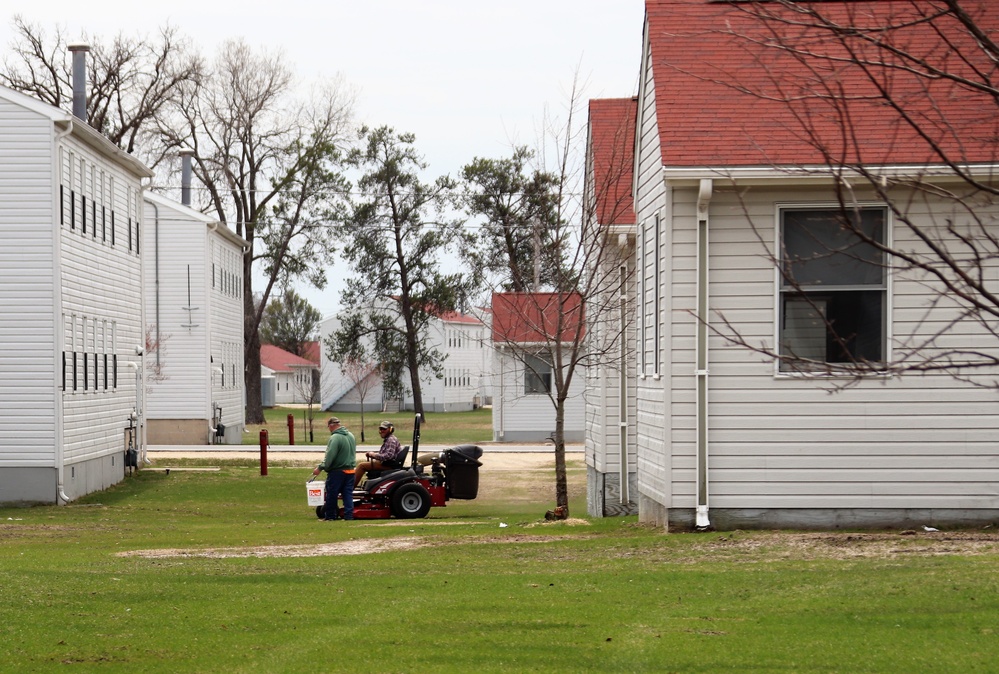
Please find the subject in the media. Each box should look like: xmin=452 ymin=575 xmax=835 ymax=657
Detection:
xmin=665 ymin=182 xmax=999 ymax=511
xmin=0 ymin=96 xmax=58 ymax=465
xmin=0 ymin=85 xmax=152 ymax=507
xmin=633 ymin=28 xmax=671 ymax=507
xmin=492 ymin=348 xmax=586 ymax=441
xmin=143 ymin=194 xmax=246 ymax=436
xmin=412 ymin=319 xmax=489 ymax=412
xmin=60 ymin=133 xmax=144 ymax=466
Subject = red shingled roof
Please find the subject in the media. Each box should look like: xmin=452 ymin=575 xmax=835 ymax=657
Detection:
xmin=491 ymin=292 xmax=584 ymax=344
xmin=588 ymin=98 xmax=637 ymax=225
xmin=648 ymin=0 xmax=999 ymax=168
xmin=436 ymin=310 xmax=484 ymax=326
xmin=260 ymin=344 xmax=318 ymax=373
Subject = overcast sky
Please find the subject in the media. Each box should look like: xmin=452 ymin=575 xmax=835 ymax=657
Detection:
xmin=1 ymin=2 xmax=645 ymax=317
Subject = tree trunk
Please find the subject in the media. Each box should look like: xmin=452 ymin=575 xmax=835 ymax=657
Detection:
xmin=553 ymin=396 xmax=569 ymax=512
xmin=244 ymin=284 xmax=264 ymax=424
xmin=402 ymin=310 xmax=425 ymax=419
xmin=245 ymin=328 xmax=263 ymax=424
xmin=408 ymin=346 xmax=424 ymax=419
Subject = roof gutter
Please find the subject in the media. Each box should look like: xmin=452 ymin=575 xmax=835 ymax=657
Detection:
xmin=662 ymin=163 xmax=999 ymax=186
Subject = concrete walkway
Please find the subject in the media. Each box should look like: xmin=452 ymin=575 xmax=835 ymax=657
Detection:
xmin=146 ymin=443 xmax=583 ymax=470
xmin=147 ymin=442 xmax=583 ymax=455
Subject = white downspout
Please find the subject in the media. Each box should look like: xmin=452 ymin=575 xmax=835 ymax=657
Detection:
xmin=618 ymin=257 xmax=630 ymax=505
xmin=695 ymin=179 xmax=713 ymax=530
xmin=497 ymin=347 xmax=505 ymax=441
xmin=54 ymin=120 xmax=74 ymax=504
xmin=152 ymin=201 xmax=161 ymax=371
xmin=208 ymin=221 xmax=218 ymax=443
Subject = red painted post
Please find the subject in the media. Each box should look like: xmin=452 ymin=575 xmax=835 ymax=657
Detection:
xmin=287 ymin=413 xmax=295 ymax=446
xmin=259 ymin=429 xmax=269 ymax=476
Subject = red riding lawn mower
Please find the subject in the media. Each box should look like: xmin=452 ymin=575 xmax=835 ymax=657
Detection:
xmin=307 ymin=415 xmax=483 ymax=520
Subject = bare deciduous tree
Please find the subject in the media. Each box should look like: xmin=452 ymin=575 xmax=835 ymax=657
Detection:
xmin=339 ymin=358 xmax=382 ymax=442
xmin=482 ymin=75 xmax=637 ymax=514
xmin=1 ymin=16 xmax=202 ymax=158
xmin=160 ymin=40 xmax=355 ymax=423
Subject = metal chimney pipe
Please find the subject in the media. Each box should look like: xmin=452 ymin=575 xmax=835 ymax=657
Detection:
xmin=180 ymin=148 xmax=195 ymax=206
xmin=67 ymin=43 xmax=90 ymax=122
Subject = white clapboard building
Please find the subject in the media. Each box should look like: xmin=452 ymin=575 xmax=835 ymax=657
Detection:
xmin=587 ymin=1 xmax=999 ymax=530
xmin=143 ymin=190 xmax=248 ymax=445
xmin=0 ymin=80 xmax=152 ymax=505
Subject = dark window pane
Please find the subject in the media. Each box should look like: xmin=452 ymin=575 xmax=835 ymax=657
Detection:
xmin=780 ymin=290 xmax=883 ymax=370
xmin=783 ymin=208 xmax=884 ymax=287
xmin=524 ymin=354 xmax=552 ymax=395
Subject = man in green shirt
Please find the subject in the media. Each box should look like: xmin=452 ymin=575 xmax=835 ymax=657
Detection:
xmin=312 ymin=417 xmax=357 ymax=521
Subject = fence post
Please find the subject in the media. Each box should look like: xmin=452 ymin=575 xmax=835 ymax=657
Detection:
xmin=259 ymin=429 xmax=269 ymax=476
xmin=287 ymin=413 xmax=295 ymax=446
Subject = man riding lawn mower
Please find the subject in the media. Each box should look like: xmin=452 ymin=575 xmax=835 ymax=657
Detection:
xmin=308 ymin=415 xmax=483 ymax=520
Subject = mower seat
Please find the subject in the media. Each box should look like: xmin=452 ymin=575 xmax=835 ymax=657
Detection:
xmin=354 ymin=446 xmax=411 ymax=493
xmin=361 ymin=467 xmax=417 ymax=492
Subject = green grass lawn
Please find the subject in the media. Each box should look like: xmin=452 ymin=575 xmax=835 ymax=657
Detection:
xmin=1 ymin=458 xmax=998 ymax=673
xmin=244 ymin=406 xmax=493 ymax=447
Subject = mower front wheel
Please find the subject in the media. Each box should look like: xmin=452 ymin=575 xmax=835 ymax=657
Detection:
xmin=391 ymin=483 xmax=432 ymax=519
xmin=315 ymin=505 xmax=325 ymax=519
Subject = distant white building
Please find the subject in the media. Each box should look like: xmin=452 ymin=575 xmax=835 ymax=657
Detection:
xmin=319 ymin=308 xmax=491 ymax=413
xmin=261 ymin=344 xmax=319 ymax=405
xmin=142 ymin=192 xmax=248 ymax=444
xmin=582 ymin=97 xmax=639 ymax=517
xmin=0 ymin=82 xmax=152 ymax=504
xmin=491 ymin=293 xmax=585 ymax=443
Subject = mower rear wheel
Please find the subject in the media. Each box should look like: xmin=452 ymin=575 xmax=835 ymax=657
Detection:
xmin=391 ymin=483 xmax=432 ymax=519
xmin=315 ymin=505 xmax=325 ymax=519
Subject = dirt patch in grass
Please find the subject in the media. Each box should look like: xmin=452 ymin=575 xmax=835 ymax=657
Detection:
xmin=117 ymin=530 xmax=999 ymax=562
xmin=117 ymin=536 xmax=429 ymax=559
xmin=115 ymin=533 xmax=583 ymax=559
xmin=658 ymin=530 xmax=999 ymax=563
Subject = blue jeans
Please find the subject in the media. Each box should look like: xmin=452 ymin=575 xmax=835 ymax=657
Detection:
xmin=324 ymin=471 xmax=355 ymax=520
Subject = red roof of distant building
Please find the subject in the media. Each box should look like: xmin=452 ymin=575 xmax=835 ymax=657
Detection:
xmin=386 ymin=296 xmax=484 ymax=325
xmin=260 ymin=344 xmax=318 ymax=373
xmin=491 ymin=292 xmax=584 ymax=344
xmin=588 ymin=98 xmax=637 ymax=225
xmin=436 ymin=310 xmax=484 ymax=326
xmin=648 ymin=0 xmax=999 ymax=168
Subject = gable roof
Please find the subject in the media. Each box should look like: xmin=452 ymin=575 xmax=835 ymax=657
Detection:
xmin=436 ymin=310 xmax=484 ymax=326
xmin=260 ymin=344 xmax=318 ymax=373
xmin=491 ymin=292 xmax=584 ymax=344
xmin=647 ymin=0 xmax=999 ymax=168
xmin=144 ymin=191 xmax=249 ymax=250
xmin=588 ymin=98 xmax=638 ymax=225
xmin=0 ymin=84 xmax=153 ymax=179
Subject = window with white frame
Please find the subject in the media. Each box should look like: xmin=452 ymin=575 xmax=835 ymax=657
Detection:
xmin=778 ymin=206 xmax=887 ymax=371
xmin=653 ymin=212 xmax=662 ymax=376
xmin=638 ymin=217 xmax=647 ymax=376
